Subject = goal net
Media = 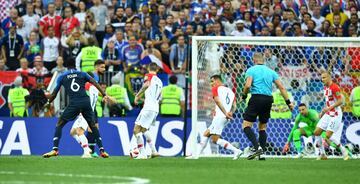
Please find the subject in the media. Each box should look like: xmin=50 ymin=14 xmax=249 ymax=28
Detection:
xmin=190 ymin=37 xmax=360 ymax=158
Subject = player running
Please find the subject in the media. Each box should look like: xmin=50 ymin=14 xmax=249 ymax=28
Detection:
xmin=313 ymin=71 xmax=349 ymax=160
xmin=43 ymin=60 xmax=109 ymax=158
xmin=187 ymin=74 xmax=243 ymax=160
xmin=132 ymin=63 xmax=162 ymax=159
xmin=283 ymin=103 xmax=319 ymax=158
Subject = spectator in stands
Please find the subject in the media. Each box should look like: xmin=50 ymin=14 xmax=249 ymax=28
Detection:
xmin=39 ymin=3 xmax=63 ymax=38
xmin=158 ymin=18 xmax=172 ymax=43
xmin=111 ymin=6 xmax=127 ymax=27
xmin=165 ymin=15 xmax=175 ymax=33
xmin=264 ymin=48 xmax=280 ymax=72
xmin=230 ymin=19 xmax=253 ymax=36
xmin=254 ymin=6 xmax=271 ymax=35
xmin=282 ymin=9 xmax=298 ymax=33
xmin=16 ymin=17 xmax=27 ymax=42
xmin=160 ymin=42 xmax=171 ymax=67
xmin=1 ymin=8 xmax=18 ymax=35
xmin=300 ymin=12 xmax=311 ymax=31
xmin=61 ymin=6 xmax=80 ymax=40
xmin=336 ymin=27 xmax=344 ymax=37
xmin=75 ymin=37 xmax=102 ymax=72
xmin=8 ymin=76 xmax=29 ymax=117
xmin=114 ymin=30 xmax=128 ymax=54
xmin=66 ymin=28 xmax=88 ymax=63
xmin=311 ymin=5 xmax=325 ymax=32
xmin=90 ymin=0 xmax=109 ymax=47
xmin=102 ymin=39 xmax=122 ymax=72
xmin=34 ymin=0 xmax=46 ymax=17
xmin=2 ymin=23 xmax=24 ymax=71
xmin=74 ymin=1 xmax=87 ymax=25
xmin=22 ymin=3 xmax=40 ymax=39
xmin=325 ymin=2 xmax=348 ymax=26
xmin=81 ymin=11 xmax=97 ymax=43
xmin=24 ymin=31 xmax=41 ymax=68
xmin=153 ymin=4 xmax=168 ymax=26
xmin=102 ymin=24 xmax=115 ymax=49
xmin=0 ymin=59 xmax=8 ymax=71
xmin=282 ymin=0 xmax=299 ymax=16
xmin=141 ymin=40 xmax=162 ymax=61
xmin=106 ymin=76 xmax=132 ymax=117
xmin=292 ymin=22 xmax=304 ymax=36
xmin=51 ymin=56 xmax=67 ymax=75
xmin=343 ymin=13 xmax=360 ymax=37
xmin=30 ymin=56 xmax=48 ymax=74
xmin=160 ymin=75 xmax=185 ymax=118
xmin=15 ymin=0 xmax=27 ymax=17
xmin=305 ymin=19 xmax=322 ymax=37
xmin=54 ymin=0 xmax=65 ymax=17
xmin=121 ymin=35 xmax=144 ymax=72
xmin=16 ymin=58 xmax=31 ymax=74
xmin=41 ymin=26 xmax=60 ymax=71
xmin=172 ymin=11 xmax=189 ymax=33
xmin=275 ymin=26 xmax=284 ymax=36
xmin=347 ymin=24 xmax=358 ymax=37
xmin=169 ymin=35 xmax=188 ymax=88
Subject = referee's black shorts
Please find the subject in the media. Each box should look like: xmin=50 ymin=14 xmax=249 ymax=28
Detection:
xmin=243 ymin=94 xmax=273 ymax=123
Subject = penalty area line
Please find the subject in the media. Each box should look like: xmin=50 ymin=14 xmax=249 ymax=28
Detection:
xmin=0 ymin=171 xmax=150 ymax=184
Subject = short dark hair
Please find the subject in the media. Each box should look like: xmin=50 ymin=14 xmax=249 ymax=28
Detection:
xmin=169 ymin=75 xmax=178 ymax=84
xmin=94 ymin=59 xmax=105 ymax=66
xmin=148 ymin=63 xmax=158 ymax=71
xmin=299 ymin=103 xmax=307 ymax=107
xmin=67 ymin=58 xmax=76 ymax=68
xmin=210 ymin=74 xmax=222 ymax=81
xmin=87 ymin=37 xmax=96 ymax=46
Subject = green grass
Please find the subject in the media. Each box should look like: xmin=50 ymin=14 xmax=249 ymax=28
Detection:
xmin=0 ymin=156 xmax=359 ymax=184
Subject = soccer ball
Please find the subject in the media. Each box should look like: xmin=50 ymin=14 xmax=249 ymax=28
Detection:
xmin=130 ymin=148 xmax=140 ymax=159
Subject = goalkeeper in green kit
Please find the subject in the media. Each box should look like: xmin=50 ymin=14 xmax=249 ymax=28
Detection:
xmin=283 ymin=103 xmax=319 ymax=158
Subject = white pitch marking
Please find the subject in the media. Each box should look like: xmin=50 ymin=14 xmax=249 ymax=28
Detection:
xmin=0 ymin=171 xmax=150 ymax=184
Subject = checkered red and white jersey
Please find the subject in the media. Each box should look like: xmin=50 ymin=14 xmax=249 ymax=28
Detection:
xmin=212 ymin=85 xmax=235 ymax=118
xmin=324 ymin=82 xmax=342 ymax=116
xmin=0 ymin=0 xmax=18 ymax=22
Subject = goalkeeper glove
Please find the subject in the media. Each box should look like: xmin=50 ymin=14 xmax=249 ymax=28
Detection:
xmin=282 ymin=143 xmax=290 ymax=153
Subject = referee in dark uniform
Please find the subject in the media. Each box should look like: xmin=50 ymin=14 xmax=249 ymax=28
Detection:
xmin=241 ymin=52 xmax=294 ymax=160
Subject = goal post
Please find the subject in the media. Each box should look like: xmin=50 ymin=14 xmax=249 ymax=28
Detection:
xmin=190 ymin=36 xmax=360 ymax=157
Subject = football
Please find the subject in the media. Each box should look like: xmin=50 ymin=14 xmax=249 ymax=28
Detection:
xmin=130 ymin=148 xmax=140 ymax=159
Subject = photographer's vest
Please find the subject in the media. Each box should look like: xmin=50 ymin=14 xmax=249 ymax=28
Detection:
xmin=106 ymin=84 xmax=126 ymax=115
xmin=8 ymin=87 xmax=28 ymax=117
xmin=352 ymin=87 xmax=360 ymax=117
xmin=271 ymin=91 xmax=293 ymax=119
xmin=81 ymin=46 xmax=102 ymax=72
xmin=96 ymin=95 xmax=103 ymax=117
xmin=161 ymin=84 xmax=181 ymax=115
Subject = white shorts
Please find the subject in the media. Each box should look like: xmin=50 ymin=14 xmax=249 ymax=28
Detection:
xmin=317 ymin=113 xmax=343 ymax=133
xmin=208 ymin=116 xmax=228 ymax=135
xmin=135 ymin=110 xmax=158 ymax=129
xmin=72 ymin=114 xmax=88 ymax=131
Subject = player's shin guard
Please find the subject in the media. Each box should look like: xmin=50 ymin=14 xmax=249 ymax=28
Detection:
xmin=143 ymin=131 xmax=157 ymax=154
xmin=243 ymin=127 xmax=259 ymax=150
xmin=259 ymin=130 xmax=267 ymax=151
xmin=86 ymin=132 xmax=96 ymax=153
xmin=216 ymin=139 xmax=238 ymax=153
xmin=293 ymin=130 xmax=302 ymax=153
xmin=135 ymin=132 xmax=145 ymax=155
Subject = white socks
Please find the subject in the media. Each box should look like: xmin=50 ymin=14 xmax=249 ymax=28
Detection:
xmin=216 ymin=139 xmax=239 ymax=153
xmin=315 ymin=136 xmax=325 ymax=155
xmin=197 ymin=137 xmax=209 ymax=156
xmin=73 ymin=134 xmax=90 ymax=153
xmin=144 ymin=131 xmax=157 ymax=154
xmin=135 ymin=132 xmax=145 ymax=155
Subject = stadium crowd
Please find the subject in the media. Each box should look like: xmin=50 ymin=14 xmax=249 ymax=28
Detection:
xmin=0 ymin=0 xmax=359 ymax=118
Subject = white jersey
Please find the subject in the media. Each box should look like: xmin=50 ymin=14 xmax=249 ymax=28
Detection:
xmin=212 ymin=85 xmax=235 ymax=118
xmin=142 ymin=73 xmax=163 ymax=112
xmin=85 ymin=82 xmax=99 ymax=111
xmin=42 ymin=36 xmax=59 ymax=62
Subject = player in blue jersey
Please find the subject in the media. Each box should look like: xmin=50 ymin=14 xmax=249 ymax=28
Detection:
xmin=43 ymin=59 xmax=110 ymax=158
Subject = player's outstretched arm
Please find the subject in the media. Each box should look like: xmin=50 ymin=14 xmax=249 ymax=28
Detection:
xmin=89 ymin=77 xmax=107 ymax=97
xmin=274 ymin=79 xmax=294 ymax=110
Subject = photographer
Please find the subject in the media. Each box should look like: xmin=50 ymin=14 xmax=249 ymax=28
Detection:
xmin=80 ymin=11 xmax=97 ymax=44
xmin=66 ymin=28 xmax=88 ymax=63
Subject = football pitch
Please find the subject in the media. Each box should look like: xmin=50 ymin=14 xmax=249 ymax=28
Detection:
xmin=0 ymin=156 xmax=359 ymax=184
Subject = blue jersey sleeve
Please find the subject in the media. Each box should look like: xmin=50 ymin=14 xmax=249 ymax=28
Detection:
xmin=82 ymin=72 xmax=92 ymax=82
xmin=54 ymin=74 xmax=64 ymax=93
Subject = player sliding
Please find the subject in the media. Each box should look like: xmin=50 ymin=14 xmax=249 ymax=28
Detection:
xmin=313 ymin=71 xmax=349 ymax=160
xmin=132 ymin=63 xmax=162 ymax=159
xmin=43 ymin=60 xmax=109 ymax=158
xmin=187 ymin=74 xmax=243 ymax=160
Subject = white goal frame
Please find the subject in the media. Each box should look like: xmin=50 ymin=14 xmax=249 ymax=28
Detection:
xmin=190 ymin=36 xmax=360 ymax=157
